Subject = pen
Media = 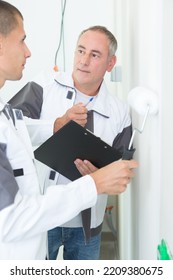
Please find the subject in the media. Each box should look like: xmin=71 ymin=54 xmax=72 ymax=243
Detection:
xmin=85 ymin=97 xmax=94 ymax=107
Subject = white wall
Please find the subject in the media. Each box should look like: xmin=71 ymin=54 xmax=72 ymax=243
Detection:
xmin=118 ymin=0 xmax=173 ymax=260
xmin=129 ymin=0 xmax=162 ymax=260
xmin=160 ymin=0 xmax=173 ymax=259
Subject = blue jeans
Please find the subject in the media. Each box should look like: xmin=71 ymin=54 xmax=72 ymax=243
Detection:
xmin=47 ymin=227 xmax=101 ymax=260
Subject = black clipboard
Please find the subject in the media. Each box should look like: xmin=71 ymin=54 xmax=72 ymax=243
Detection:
xmin=34 ymin=120 xmax=122 ymax=181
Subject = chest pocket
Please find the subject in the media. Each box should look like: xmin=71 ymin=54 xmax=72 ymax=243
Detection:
xmin=6 ymin=115 xmax=39 ymax=195
xmin=13 ymin=109 xmax=34 ymax=159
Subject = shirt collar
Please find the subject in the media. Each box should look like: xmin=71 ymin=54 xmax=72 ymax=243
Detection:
xmin=0 ymin=98 xmax=6 ymax=112
xmin=54 ymin=72 xmax=110 ymax=118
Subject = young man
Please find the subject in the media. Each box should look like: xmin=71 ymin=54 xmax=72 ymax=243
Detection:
xmin=9 ymin=25 xmax=136 ymax=260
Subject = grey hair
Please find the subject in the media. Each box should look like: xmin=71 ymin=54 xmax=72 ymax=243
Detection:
xmin=0 ymin=0 xmax=23 ymax=36
xmin=78 ymin=25 xmax=118 ymax=57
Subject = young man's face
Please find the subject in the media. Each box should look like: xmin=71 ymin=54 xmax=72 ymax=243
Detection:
xmin=0 ymin=15 xmax=31 ymax=87
xmin=72 ymin=30 xmax=116 ymax=93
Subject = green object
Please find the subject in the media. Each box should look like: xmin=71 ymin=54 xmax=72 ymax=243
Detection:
xmin=157 ymin=239 xmax=172 ymax=260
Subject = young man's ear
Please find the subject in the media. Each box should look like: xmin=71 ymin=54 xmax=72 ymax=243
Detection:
xmin=107 ymin=55 xmax=116 ymax=72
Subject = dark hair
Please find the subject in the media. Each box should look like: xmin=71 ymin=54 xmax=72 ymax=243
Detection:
xmin=0 ymin=0 xmax=23 ymax=36
xmin=78 ymin=25 xmax=118 ymax=57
